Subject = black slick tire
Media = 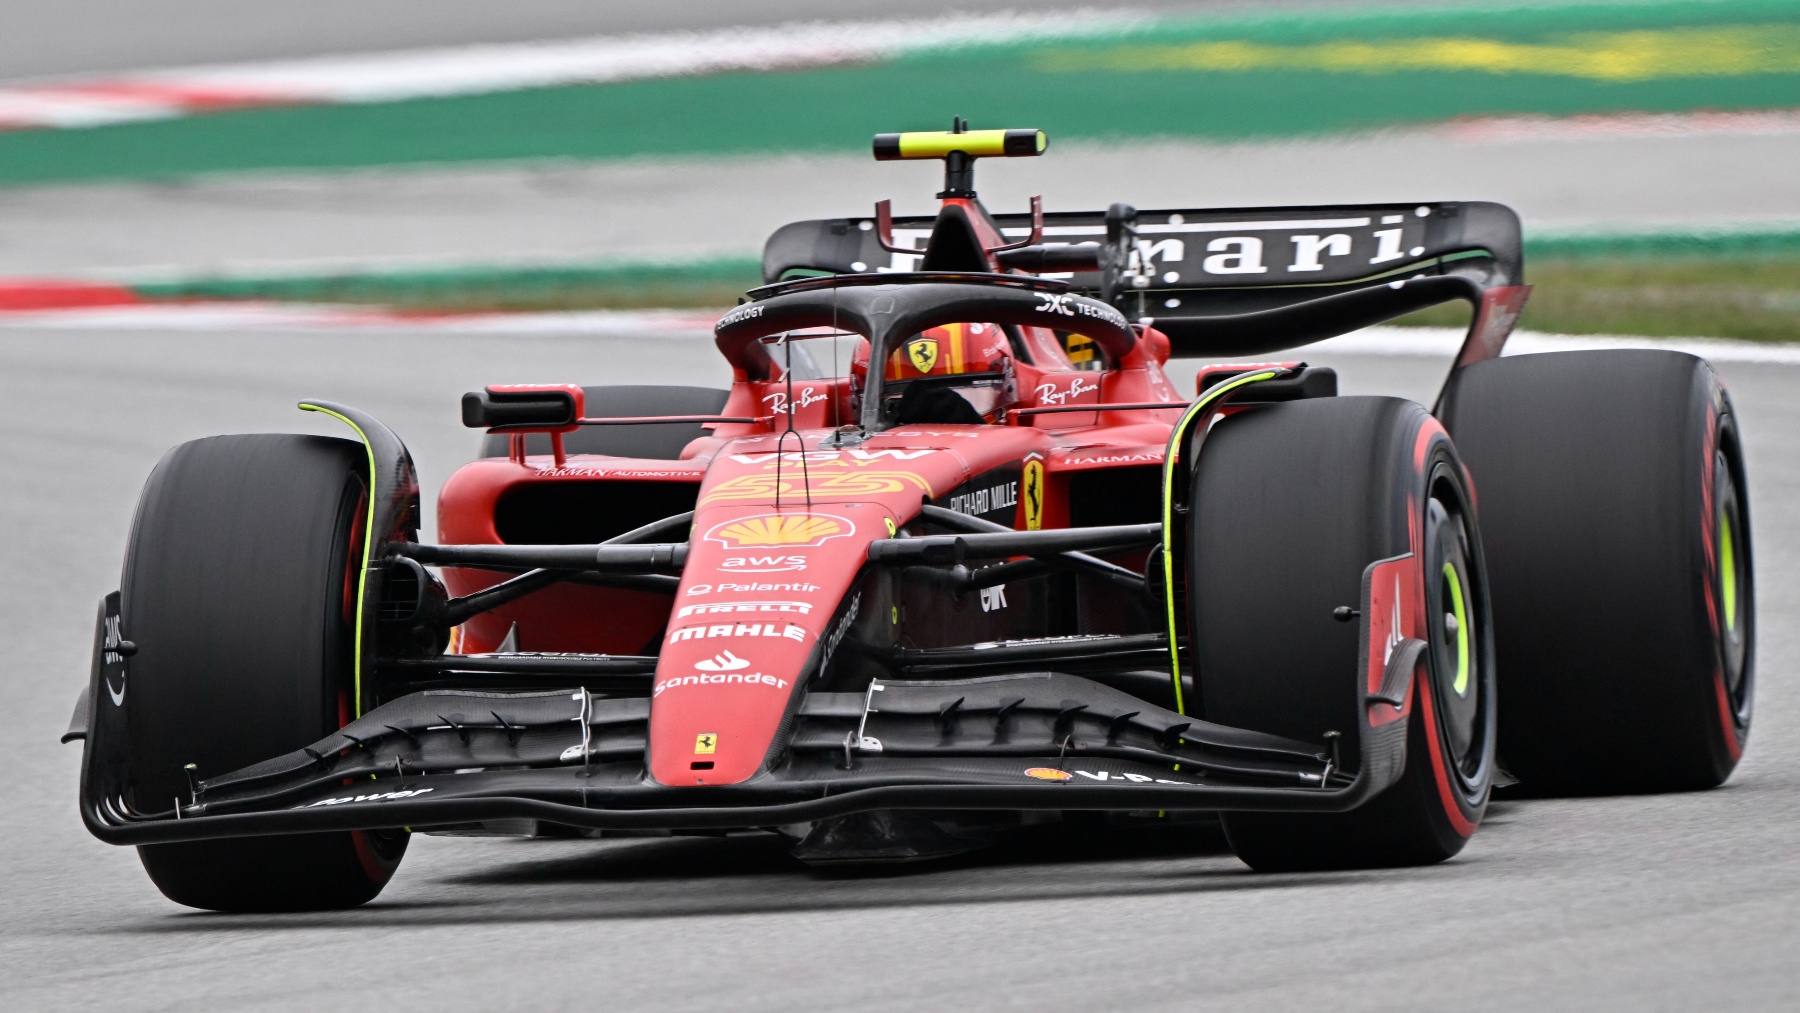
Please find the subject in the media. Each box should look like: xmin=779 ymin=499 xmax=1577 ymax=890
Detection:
xmin=123 ymin=434 xmax=406 ymax=912
xmin=1438 ymin=350 xmax=1752 ymax=794
xmin=1189 ymin=396 xmax=1497 ymax=871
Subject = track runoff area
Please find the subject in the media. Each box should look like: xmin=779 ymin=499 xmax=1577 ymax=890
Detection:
xmin=7 ymin=2 xmax=1800 ymax=1011
xmin=2 ymin=0 xmax=1799 ymax=342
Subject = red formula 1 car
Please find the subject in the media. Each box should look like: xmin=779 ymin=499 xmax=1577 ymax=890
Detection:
xmin=69 ymin=125 xmax=1755 ymax=911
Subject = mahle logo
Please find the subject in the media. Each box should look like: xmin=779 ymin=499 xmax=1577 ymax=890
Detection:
xmin=706 ymin=512 xmax=850 ymax=548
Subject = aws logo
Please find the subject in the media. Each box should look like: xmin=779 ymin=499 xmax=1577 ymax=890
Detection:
xmin=722 ymin=555 xmax=808 ymax=572
xmin=705 ymin=512 xmax=851 ymax=548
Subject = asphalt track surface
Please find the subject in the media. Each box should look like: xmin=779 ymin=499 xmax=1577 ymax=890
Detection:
xmin=5 ymin=3 xmax=1800 ymax=1008
xmin=2 ymin=326 xmax=1798 ymax=1011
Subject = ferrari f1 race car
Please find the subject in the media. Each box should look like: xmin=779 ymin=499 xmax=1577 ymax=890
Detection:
xmin=68 ymin=124 xmax=1755 ymax=911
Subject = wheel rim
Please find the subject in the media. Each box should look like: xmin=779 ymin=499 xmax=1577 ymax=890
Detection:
xmin=1424 ymin=464 xmax=1493 ymax=792
xmin=1442 ymin=559 xmax=1472 ymax=698
xmin=1714 ymin=441 xmax=1753 ymax=722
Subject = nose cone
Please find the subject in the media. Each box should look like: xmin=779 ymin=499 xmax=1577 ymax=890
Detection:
xmin=649 ymin=504 xmax=887 ymax=786
xmin=653 ymin=635 xmax=809 ymax=785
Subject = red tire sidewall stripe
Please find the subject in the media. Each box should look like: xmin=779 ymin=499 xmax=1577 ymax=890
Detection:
xmin=337 ymin=667 xmax=391 ymax=884
xmin=1414 ymin=414 xmax=1478 ymax=838
xmin=1701 ymin=394 xmax=1744 ymax=760
xmin=1416 ymin=670 xmax=1479 ymax=838
xmin=1714 ymin=665 xmax=1744 ymax=761
xmin=350 ymin=830 xmax=391 ymax=883
xmin=1700 ymin=403 xmax=1720 ymax=640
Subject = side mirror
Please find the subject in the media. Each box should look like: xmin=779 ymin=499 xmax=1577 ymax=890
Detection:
xmin=461 ymin=384 xmax=585 ymax=431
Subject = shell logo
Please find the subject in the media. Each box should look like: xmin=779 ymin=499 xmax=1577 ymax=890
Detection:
xmin=1023 ymin=767 xmax=1072 ymax=781
xmin=706 ymin=512 xmax=852 ymax=548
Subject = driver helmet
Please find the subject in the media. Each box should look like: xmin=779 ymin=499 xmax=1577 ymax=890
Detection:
xmin=870 ymin=322 xmax=1013 ymax=423
xmin=884 ymin=321 xmax=1008 ymax=381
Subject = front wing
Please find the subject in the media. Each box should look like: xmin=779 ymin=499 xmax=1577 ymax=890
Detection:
xmin=79 ymin=662 xmax=1414 ymax=846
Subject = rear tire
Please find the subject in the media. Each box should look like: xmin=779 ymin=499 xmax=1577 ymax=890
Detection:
xmin=1439 ymin=350 xmax=1752 ymax=794
xmin=123 ymin=434 xmax=406 ymax=912
xmin=1189 ymin=397 xmax=1496 ymax=871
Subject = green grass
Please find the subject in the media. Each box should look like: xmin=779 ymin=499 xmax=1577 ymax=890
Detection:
xmin=2 ymin=1 xmax=1798 ymax=186
xmin=133 ymin=258 xmax=764 ymax=312
xmin=1394 ymin=255 xmax=1800 ymax=341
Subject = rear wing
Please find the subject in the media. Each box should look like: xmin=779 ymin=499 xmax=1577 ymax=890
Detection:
xmin=762 ymin=201 xmax=1528 ymax=367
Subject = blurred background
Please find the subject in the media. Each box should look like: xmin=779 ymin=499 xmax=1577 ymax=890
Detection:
xmin=2 ymin=0 xmax=1797 ymax=340
xmin=5 ymin=4 xmax=1800 ymax=1009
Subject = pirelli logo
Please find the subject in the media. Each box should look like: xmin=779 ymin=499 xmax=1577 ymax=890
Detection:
xmin=677 ymin=600 xmax=813 ymax=618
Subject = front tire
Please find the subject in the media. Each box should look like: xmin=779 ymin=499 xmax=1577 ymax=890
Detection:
xmin=1189 ymin=396 xmax=1496 ymax=871
xmin=123 ymin=434 xmax=406 ymax=911
xmin=1439 ymin=350 xmax=1752 ymax=794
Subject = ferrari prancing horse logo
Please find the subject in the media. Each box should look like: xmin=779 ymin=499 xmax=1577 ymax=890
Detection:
xmin=1022 ymin=456 xmax=1045 ymax=530
xmin=907 ymin=337 xmax=939 ymax=374
xmin=695 ymin=733 xmax=718 ymax=755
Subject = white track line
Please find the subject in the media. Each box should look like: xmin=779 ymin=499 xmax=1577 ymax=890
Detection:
xmin=0 ymin=302 xmax=721 ymax=335
xmin=1442 ymin=109 xmax=1800 ymax=144
xmin=0 ymin=11 xmax=1135 ymax=130
xmin=1 ymin=303 xmax=1793 ymax=365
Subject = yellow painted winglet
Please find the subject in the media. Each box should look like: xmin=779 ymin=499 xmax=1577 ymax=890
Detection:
xmin=299 ymin=402 xmax=379 ymax=718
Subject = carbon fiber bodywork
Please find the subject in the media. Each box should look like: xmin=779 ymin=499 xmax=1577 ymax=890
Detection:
xmin=79 ymin=551 xmax=1414 ymax=844
xmin=73 ymin=150 xmax=1501 ymax=868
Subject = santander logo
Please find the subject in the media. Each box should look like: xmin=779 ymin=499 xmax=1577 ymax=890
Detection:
xmin=654 ymin=649 xmax=791 ymax=697
xmin=694 ymin=650 xmax=750 ymax=672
